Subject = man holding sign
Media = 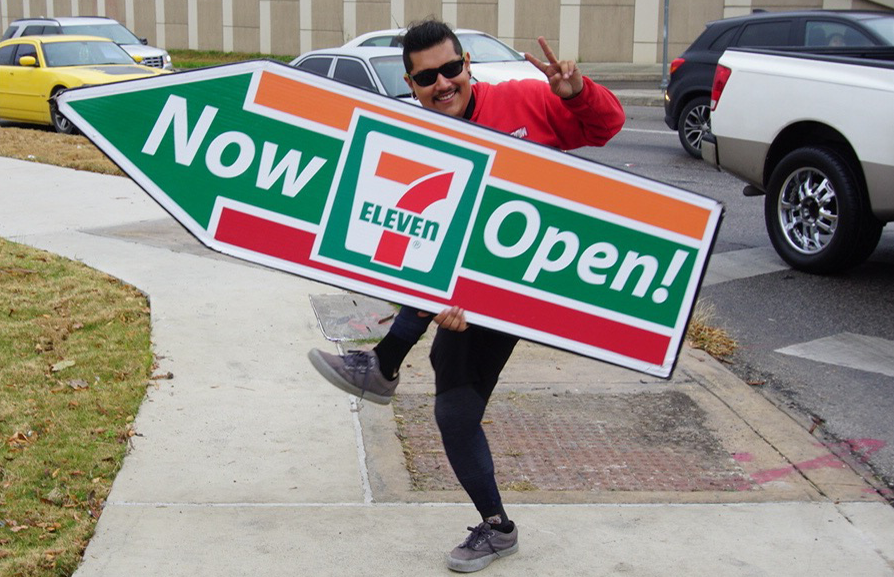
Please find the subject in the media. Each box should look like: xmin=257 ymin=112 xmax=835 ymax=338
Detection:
xmin=310 ymin=18 xmax=624 ymax=572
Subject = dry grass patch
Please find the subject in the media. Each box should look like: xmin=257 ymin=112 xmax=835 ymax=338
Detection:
xmin=0 ymin=127 xmax=123 ymax=177
xmin=686 ymin=300 xmax=737 ymax=360
xmin=0 ymin=238 xmax=153 ymax=577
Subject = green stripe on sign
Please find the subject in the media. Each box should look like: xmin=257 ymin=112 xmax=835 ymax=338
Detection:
xmin=68 ymin=74 xmax=344 ymax=229
xmin=463 ymin=186 xmax=697 ymax=327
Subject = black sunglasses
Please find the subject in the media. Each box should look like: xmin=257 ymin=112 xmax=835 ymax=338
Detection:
xmin=408 ymin=57 xmax=466 ymax=87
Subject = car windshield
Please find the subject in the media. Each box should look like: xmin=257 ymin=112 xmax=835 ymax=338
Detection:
xmin=370 ymin=55 xmax=412 ymax=98
xmin=457 ymin=33 xmax=524 ymax=63
xmin=43 ymin=41 xmax=135 ymax=66
xmin=360 ymin=31 xmax=524 ymax=63
xmin=855 ymin=15 xmax=894 ymax=45
xmin=60 ymin=23 xmax=141 ymax=44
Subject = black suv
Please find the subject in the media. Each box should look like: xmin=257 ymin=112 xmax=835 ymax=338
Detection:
xmin=664 ymin=10 xmax=894 ymax=157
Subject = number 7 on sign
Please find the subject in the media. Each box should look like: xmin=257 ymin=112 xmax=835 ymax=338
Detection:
xmin=370 ymin=152 xmax=454 ymax=269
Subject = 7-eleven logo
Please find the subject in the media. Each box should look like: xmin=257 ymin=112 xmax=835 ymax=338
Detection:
xmin=369 ymin=152 xmax=453 ymax=268
xmin=344 ymin=131 xmax=476 ymax=274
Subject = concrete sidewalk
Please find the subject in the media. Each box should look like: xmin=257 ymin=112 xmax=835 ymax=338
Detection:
xmin=2 ymin=156 xmax=893 ymax=576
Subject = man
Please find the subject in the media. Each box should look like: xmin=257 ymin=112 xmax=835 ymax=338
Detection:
xmin=309 ymin=18 xmax=624 ymax=572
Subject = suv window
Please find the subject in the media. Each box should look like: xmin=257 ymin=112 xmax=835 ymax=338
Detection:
xmin=296 ymin=56 xmax=332 ymax=76
xmin=22 ymin=25 xmax=62 ymax=36
xmin=736 ymin=21 xmax=792 ymax=47
xmin=0 ymin=44 xmax=16 ymax=65
xmin=708 ymin=26 xmax=738 ymax=52
xmin=1 ymin=26 xmax=19 ymax=40
xmin=806 ymin=21 xmax=873 ymax=47
xmin=333 ymin=58 xmax=375 ymax=91
xmin=59 ymin=23 xmax=140 ymax=44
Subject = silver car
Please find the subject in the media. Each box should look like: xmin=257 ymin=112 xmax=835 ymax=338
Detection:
xmin=289 ymin=46 xmax=417 ymax=104
xmin=2 ymin=16 xmax=173 ymax=70
xmin=343 ymin=28 xmax=545 ymax=85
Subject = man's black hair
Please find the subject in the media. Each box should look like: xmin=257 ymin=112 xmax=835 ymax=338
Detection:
xmin=400 ymin=18 xmax=463 ymax=74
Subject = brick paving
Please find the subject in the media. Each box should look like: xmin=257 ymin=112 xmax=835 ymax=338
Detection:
xmin=392 ymin=390 xmax=753 ymax=493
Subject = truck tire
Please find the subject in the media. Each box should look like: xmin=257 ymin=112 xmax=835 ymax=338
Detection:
xmin=677 ymin=96 xmax=711 ymax=158
xmin=50 ymin=88 xmax=77 ymax=135
xmin=765 ymin=146 xmax=882 ymax=274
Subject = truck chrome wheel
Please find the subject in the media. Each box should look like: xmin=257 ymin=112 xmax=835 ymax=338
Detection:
xmin=776 ymin=167 xmax=837 ymax=255
xmin=765 ymin=146 xmax=882 ymax=274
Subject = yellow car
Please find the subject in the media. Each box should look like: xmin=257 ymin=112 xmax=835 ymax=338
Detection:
xmin=0 ymin=35 xmax=170 ymax=133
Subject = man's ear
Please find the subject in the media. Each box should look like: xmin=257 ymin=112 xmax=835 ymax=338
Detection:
xmin=404 ymin=73 xmax=414 ymax=92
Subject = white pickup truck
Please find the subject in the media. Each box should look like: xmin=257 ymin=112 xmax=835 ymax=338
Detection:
xmin=702 ymin=47 xmax=894 ymax=273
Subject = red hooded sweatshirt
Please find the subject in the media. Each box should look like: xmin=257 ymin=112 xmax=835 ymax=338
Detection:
xmin=469 ymin=76 xmax=625 ymax=149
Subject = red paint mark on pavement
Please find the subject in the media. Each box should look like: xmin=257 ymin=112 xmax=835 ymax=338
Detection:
xmin=751 ymin=454 xmax=846 ymax=485
xmin=746 ymin=438 xmax=885 ymax=487
xmin=732 ymin=452 xmax=753 ymax=462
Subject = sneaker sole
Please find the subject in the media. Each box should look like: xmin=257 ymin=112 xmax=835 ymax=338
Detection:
xmin=307 ymin=349 xmax=393 ymax=405
xmin=447 ymin=543 xmax=518 ymax=573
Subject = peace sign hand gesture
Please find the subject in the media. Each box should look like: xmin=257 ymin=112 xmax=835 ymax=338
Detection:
xmin=525 ymin=36 xmax=583 ymax=100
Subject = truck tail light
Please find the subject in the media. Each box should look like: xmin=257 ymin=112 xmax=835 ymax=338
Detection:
xmin=710 ymin=65 xmax=732 ymax=110
xmin=669 ymin=57 xmax=685 ymax=75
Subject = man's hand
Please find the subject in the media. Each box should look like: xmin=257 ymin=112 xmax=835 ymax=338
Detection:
xmin=433 ymin=306 xmax=468 ymax=332
xmin=525 ymin=36 xmax=583 ymax=99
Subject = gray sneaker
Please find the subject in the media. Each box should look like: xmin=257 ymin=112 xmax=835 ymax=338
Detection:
xmin=447 ymin=522 xmax=518 ymax=573
xmin=307 ymin=349 xmax=398 ymax=405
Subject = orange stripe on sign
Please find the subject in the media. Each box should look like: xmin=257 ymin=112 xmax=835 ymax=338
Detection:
xmin=491 ymin=151 xmax=712 ymax=238
xmin=376 ymin=152 xmax=439 ymax=185
xmin=253 ymin=71 xmax=712 ymax=239
xmin=255 ymin=71 xmax=361 ymax=131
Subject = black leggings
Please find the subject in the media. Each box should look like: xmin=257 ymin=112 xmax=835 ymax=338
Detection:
xmin=429 ymin=325 xmax=518 ymax=519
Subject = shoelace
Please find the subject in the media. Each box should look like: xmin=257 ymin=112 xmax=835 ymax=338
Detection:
xmin=459 ymin=523 xmax=497 ymax=553
xmin=343 ymin=350 xmax=374 ymax=375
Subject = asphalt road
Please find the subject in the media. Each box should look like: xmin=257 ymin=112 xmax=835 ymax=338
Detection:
xmin=575 ymin=105 xmax=894 ymax=497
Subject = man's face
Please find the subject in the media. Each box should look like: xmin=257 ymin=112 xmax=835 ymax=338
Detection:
xmin=405 ymin=39 xmax=472 ymax=118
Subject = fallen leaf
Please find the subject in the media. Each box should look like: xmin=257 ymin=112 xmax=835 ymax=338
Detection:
xmin=67 ymin=379 xmax=89 ymax=390
xmin=41 ymin=487 xmax=64 ymax=507
xmin=51 ymin=360 xmax=76 ymax=372
xmin=6 ymin=432 xmax=33 ymax=448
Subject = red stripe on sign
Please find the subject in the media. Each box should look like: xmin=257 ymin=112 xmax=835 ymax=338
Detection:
xmin=214 ymin=208 xmax=438 ymax=302
xmin=452 ymin=278 xmax=671 ymax=365
xmin=214 ymin=208 xmax=669 ymax=365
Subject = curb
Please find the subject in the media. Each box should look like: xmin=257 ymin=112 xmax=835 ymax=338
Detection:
xmin=614 ymin=90 xmax=665 ymax=107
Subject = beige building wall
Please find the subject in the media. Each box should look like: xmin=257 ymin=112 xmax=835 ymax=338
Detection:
xmin=2 ymin=0 xmax=891 ymax=63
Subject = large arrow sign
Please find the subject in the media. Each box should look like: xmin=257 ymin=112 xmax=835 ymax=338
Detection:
xmin=58 ymin=60 xmax=722 ymax=378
